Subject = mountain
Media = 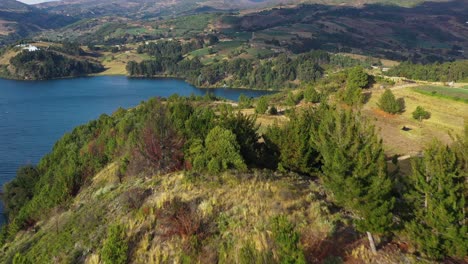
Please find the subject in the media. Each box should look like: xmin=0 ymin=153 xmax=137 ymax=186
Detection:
xmin=34 ymin=0 xmax=452 ymax=19
xmin=0 ymin=0 xmax=76 ymax=46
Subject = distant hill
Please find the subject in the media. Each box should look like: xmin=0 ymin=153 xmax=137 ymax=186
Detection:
xmin=218 ymin=0 xmax=468 ymax=62
xmin=34 ymin=0 xmax=452 ymax=19
xmin=0 ymin=0 xmax=32 ymax=12
xmin=0 ymin=0 xmax=76 ymax=46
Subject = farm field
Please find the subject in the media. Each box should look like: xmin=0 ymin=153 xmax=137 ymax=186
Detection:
xmin=412 ymin=85 xmax=468 ymax=103
xmin=363 ymin=85 xmax=468 ymax=156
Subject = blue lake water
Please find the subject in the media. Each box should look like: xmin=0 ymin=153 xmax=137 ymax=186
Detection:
xmin=0 ymin=76 xmax=272 ymax=220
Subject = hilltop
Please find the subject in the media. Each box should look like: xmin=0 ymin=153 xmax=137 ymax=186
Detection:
xmin=33 ymin=0 xmax=454 ymax=19
xmin=0 ymin=0 xmax=76 ymax=46
xmin=1 ymin=86 xmax=466 ymax=263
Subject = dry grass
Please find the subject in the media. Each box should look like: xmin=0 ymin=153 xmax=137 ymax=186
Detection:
xmin=338 ymin=52 xmax=400 ymax=67
xmin=363 ymin=86 xmax=467 ymax=156
xmin=0 ymin=49 xmax=17 ymax=65
xmin=97 ymin=51 xmax=149 ymax=76
xmin=1 ymin=162 xmax=338 ymax=263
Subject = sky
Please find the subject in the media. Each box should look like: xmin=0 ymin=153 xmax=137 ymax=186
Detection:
xmin=17 ymin=0 xmax=58 ymax=4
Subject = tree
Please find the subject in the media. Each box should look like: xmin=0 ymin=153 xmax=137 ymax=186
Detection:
xmin=137 ymin=105 xmax=185 ymax=174
xmin=304 ymin=86 xmax=321 ymax=103
xmin=378 ymin=89 xmax=404 ymax=114
xmin=266 ymin=109 xmax=319 ymax=174
xmin=297 ymin=61 xmax=323 ymax=82
xmin=312 ymin=105 xmax=394 ymax=254
xmin=220 ymin=112 xmax=260 ymax=166
xmin=405 ymin=141 xmax=466 ymax=259
xmin=255 ymin=97 xmax=269 ymax=114
xmin=347 ymin=66 xmax=369 ymax=89
xmin=190 ymin=126 xmax=246 ymax=173
xmin=3 ymin=166 xmax=39 ymax=219
xmin=340 ymin=85 xmax=363 ymax=106
xmin=412 ymin=106 xmax=431 ymax=121
xmin=238 ymin=94 xmax=253 ymax=108
xmin=101 ymin=225 xmax=128 ymax=264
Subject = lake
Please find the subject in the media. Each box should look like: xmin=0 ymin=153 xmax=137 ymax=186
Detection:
xmin=0 ymin=76 xmax=273 ymax=220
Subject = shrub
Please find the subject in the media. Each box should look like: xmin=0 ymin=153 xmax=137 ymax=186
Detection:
xmin=190 ymin=126 xmax=247 ymax=173
xmin=304 ymin=86 xmax=321 ymax=103
xmin=340 ymin=85 xmax=363 ymax=106
xmin=101 ymin=225 xmax=128 ymax=264
xmin=137 ymin=105 xmax=185 ymax=174
xmin=271 ymin=216 xmax=306 ymax=264
xmin=412 ymin=106 xmax=431 ymax=121
xmin=286 ymin=91 xmax=304 ymax=106
xmin=12 ymin=253 xmax=31 ymax=264
xmin=255 ymin=97 xmax=269 ymax=114
xmin=269 ymin=105 xmax=278 ymax=115
xmin=238 ymin=94 xmax=253 ymax=108
xmin=156 ymin=198 xmax=211 ymax=252
xmin=346 ymin=66 xmax=369 ymax=89
xmin=378 ymin=89 xmax=404 ymax=114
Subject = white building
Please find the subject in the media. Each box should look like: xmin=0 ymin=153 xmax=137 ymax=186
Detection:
xmin=16 ymin=44 xmax=40 ymax=52
xmin=26 ymin=45 xmax=40 ymax=52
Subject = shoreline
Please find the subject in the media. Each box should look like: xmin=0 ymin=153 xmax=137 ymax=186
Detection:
xmin=0 ymin=74 xmax=280 ymax=92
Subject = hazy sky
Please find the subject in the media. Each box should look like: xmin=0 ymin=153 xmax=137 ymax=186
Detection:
xmin=17 ymin=0 xmax=58 ymax=4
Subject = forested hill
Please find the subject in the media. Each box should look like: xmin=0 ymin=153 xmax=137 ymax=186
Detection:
xmin=385 ymin=60 xmax=468 ymax=82
xmin=34 ymin=0 xmax=453 ymax=19
xmin=0 ymin=46 xmax=104 ymax=80
xmin=1 ymin=92 xmax=466 ymax=263
xmin=0 ymin=0 xmax=77 ymax=46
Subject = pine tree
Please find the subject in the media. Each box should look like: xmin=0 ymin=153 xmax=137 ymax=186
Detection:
xmin=312 ymin=105 xmax=394 ymax=253
xmin=406 ymin=140 xmax=467 ymax=259
xmin=255 ymin=96 xmax=269 ymax=114
xmin=266 ymin=109 xmax=320 ymax=175
xmin=190 ymin=126 xmax=247 ymax=173
xmin=378 ymin=89 xmax=404 ymax=114
xmin=304 ymin=85 xmax=321 ymax=103
xmin=347 ymin=66 xmax=369 ymax=89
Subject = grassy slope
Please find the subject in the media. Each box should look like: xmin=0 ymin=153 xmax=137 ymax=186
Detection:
xmin=2 ymin=161 xmax=420 ymax=263
xmin=362 ymin=84 xmax=468 ymax=155
xmin=0 ymin=164 xmax=335 ymax=263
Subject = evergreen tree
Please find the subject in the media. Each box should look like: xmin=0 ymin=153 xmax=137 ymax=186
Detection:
xmin=266 ymin=109 xmax=320 ymax=175
xmin=347 ymin=66 xmax=369 ymax=89
xmin=412 ymin=106 xmax=431 ymax=121
xmin=238 ymin=94 xmax=253 ymax=108
xmin=304 ymin=86 xmax=321 ymax=103
xmin=255 ymin=97 xmax=269 ymax=114
xmin=340 ymin=84 xmax=363 ymax=106
xmin=190 ymin=126 xmax=246 ymax=173
xmin=378 ymin=89 xmax=404 ymax=114
xmin=220 ymin=111 xmax=260 ymax=166
xmin=312 ymin=105 xmax=394 ymax=253
xmin=405 ymin=141 xmax=467 ymax=259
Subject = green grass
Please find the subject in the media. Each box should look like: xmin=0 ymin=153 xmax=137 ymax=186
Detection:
xmin=412 ymin=85 xmax=468 ymax=103
xmin=168 ymin=14 xmax=217 ymax=31
xmin=214 ymin=41 xmax=245 ymax=51
xmin=246 ymin=48 xmax=275 ymax=58
xmin=189 ymin=47 xmax=212 ymax=57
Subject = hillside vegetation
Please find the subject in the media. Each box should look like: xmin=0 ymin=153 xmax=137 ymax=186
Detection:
xmin=0 ymin=43 xmax=104 ymax=80
xmin=1 ymin=79 xmax=466 ymax=262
